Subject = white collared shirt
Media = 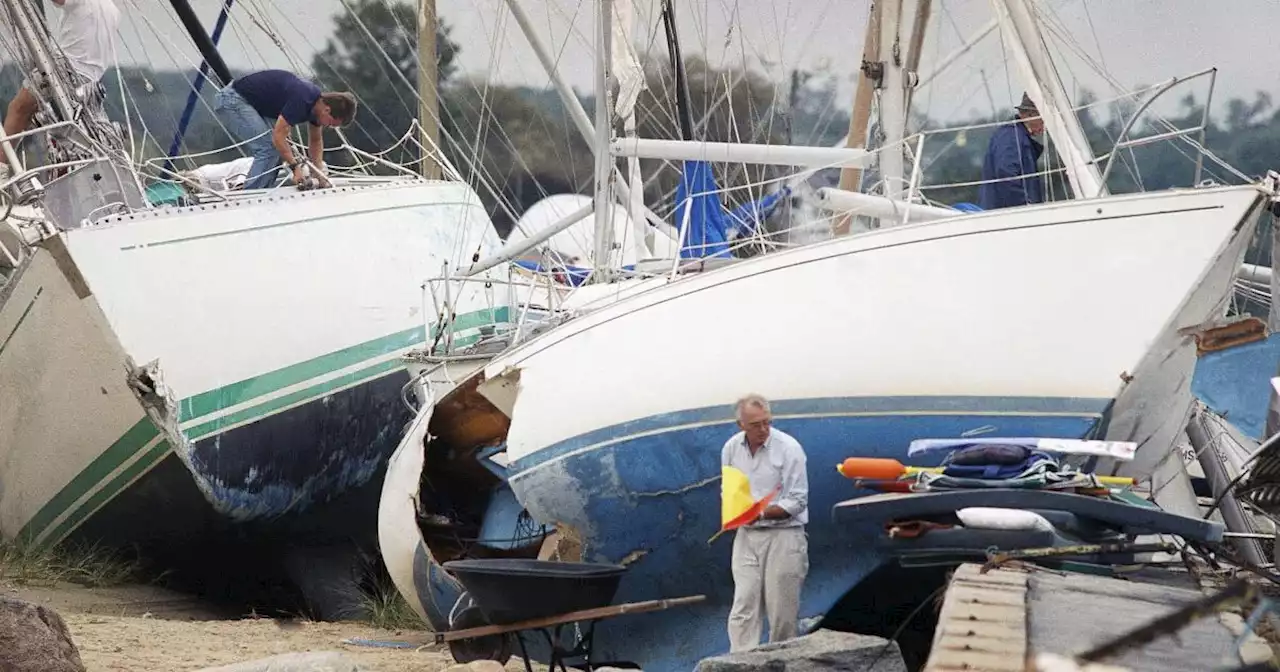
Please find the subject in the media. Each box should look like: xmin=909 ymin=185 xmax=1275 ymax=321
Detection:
xmin=721 ymin=427 xmax=809 ymax=528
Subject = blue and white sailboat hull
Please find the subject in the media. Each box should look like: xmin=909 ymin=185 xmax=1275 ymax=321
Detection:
xmin=382 ymin=185 xmax=1269 ymax=670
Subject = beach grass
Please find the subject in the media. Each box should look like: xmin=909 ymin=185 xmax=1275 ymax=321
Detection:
xmin=0 ymin=538 xmax=143 ymax=588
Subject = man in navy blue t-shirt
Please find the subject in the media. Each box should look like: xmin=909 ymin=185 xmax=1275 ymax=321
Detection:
xmin=213 ymin=69 xmax=358 ymax=190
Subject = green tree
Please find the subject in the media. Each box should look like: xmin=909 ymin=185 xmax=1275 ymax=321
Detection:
xmin=311 ymin=0 xmax=460 ymax=164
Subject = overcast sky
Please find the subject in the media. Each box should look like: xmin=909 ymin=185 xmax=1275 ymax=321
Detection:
xmin=13 ymin=0 xmax=1280 ymax=124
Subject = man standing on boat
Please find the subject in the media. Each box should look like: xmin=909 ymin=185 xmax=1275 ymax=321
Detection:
xmin=978 ymin=92 xmax=1046 ymax=210
xmin=722 ymin=393 xmax=809 ymax=651
xmin=2 ymin=0 xmax=120 ymax=155
xmin=213 ymin=70 xmax=357 ymax=190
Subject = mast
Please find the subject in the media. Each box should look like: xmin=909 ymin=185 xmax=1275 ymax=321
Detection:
xmin=164 ymin=0 xmax=235 ymax=174
xmin=901 ymin=0 xmax=933 ymax=117
xmin=615 ymin=0 xmax=649 ymax=259
xmin=833 ymin=0 xmax=880 ymax=236
xmin=4 ymin=0 xmax=76 ymax=124
xmin=168 ymin=0 xmax=234 ymax=87
xmin=501 ymin=0 xmax=679 ymax=243
xmin=659 ymin=0 xmax=695 ymax=142
xmin=591 ymin=0 xmax=616 ymax=279
xmin=418 ymin=0 xmax=441 ymax=179
xmin=876 ymin=0 xmax=907 ymax=203
xmin=991 ymin=0 xmax=1105 ymax=198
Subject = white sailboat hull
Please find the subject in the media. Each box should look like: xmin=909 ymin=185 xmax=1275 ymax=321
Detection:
xmin=463 ymin=184 xmax=1266 ymax=670
xmin=0 ymin=179 xmax=508 ymax=550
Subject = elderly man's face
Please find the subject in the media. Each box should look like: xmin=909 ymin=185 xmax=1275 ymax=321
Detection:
xmin=738 ymin=404 xmax=772 ymax=448
xmin=1023 ymin=113 xmax=1045 ymax=136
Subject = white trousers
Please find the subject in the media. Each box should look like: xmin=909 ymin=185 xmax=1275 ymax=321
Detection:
xmin=728 ymin=525 xmax=809 ymax=652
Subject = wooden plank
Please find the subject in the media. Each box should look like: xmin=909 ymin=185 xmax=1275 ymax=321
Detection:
xmin=432 ymin=595 xmax=707 ymax=644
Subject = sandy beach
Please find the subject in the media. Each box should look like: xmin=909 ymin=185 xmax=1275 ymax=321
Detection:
xmin=3 ymin=580 xmax=514 ymax=672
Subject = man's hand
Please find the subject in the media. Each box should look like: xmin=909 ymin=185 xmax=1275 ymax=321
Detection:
xmin=759 ymin=504 xmax=790 ymax=521
xmin=315 ymin=171 xmax=333 ymax=189
xmin=291 ymin=164 xmax=305 ymax=186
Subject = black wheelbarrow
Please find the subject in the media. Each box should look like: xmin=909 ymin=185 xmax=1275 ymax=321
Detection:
xmin=437 ymin=559 xmax=704 ymax=672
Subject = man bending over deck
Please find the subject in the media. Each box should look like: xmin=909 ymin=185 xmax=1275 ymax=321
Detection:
xmin=2 ymin=0 xmax=120 ymax=165
xmin=213 ymin=69 xmax=357 ymax=191
xmin=723 ymin=393 xmax=809 ymax=651
xmin=978 ymin=92 xmax=1046 ymax=210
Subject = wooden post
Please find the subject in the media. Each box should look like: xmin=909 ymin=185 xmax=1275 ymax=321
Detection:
xmin=833 ymin=2 xmax=881 ymax=236
xmin=902 ymin=0 xmax=932 ymax=118
xmin=418 ymin=0 xmax=441 ymax=179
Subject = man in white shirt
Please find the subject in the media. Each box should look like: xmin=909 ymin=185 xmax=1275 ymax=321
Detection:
xmin=721 ymin=393 xmax=809 ymax=652
xmin=3 ymin=0 xmax=120 ymax=140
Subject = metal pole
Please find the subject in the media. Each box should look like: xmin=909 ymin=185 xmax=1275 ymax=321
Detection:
xmin=502 ymin=0 xmax=677 ymax=241
xmin=878 ymin=0 xmax=905 ymax=201
xmin=591 ymin=0 xmax=615 ymax=279
xmin=167 ymin=0 xmax=234 ymax=86
xmin=659 ymin=0 xmax=694 ymax=142
xmin=464 ymin=203 xmax=594 ymax=276
xmin=4 ymin=0 xmax=76 ymax=123
xmin=164 ymin=0 xmax=236 ymax=174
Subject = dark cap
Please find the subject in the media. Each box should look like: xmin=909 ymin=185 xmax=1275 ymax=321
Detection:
xmin=1015 ymin=92 xmax=1038 ymax=114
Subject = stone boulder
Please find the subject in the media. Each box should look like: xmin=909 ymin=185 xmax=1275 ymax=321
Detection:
xmin=695 ymin=629 xmax=906 ymax=672
xmin=194 ymin=651 xmax=365 ymax=672
xmin=0 ymin=596 xmax=85 ymax=672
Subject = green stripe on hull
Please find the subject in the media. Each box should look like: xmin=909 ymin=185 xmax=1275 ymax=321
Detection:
xmin=18 ymin=418 xmax=159 ymax=544
xmin=42 ymin=440 xmax=173 ymax=547
xmin=184 ymin=357 xmax=405 ymax=440
xmin=18 ymin=306 xmax=512 ymax=546
xmin=179 ymin=306 xmax=510 ymax=422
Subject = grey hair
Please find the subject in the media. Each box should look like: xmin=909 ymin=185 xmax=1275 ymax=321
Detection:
xmin=734 ymin=393 xmax=771 ymax=421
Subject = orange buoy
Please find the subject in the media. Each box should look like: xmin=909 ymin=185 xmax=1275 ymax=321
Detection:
xmin=837 ymin=457 xmax=910 ymax=480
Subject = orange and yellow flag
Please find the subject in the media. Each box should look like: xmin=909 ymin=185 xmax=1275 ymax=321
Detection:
xmin=709 ymin=465 xmax=780 ymax=543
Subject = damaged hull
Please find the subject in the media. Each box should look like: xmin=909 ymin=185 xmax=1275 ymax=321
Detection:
xmin=450 ymin=185 xmax=1266 ymax=670
xmin=0 ymin=179 xmax=510 ymax=555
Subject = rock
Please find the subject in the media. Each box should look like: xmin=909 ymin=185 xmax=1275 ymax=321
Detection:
xmin=694 ymin=629 xmax=906 ymax=672
xmin=194 ymin=651 xmax=366 ymax=672
xmin=0 ymin=596 xmax=85 ymax=672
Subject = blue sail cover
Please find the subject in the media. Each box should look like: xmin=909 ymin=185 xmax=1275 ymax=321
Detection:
xmin=674 ymin=161 xmax=732 ymax=258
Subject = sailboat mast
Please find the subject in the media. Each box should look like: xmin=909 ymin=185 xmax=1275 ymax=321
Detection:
xmin=3 ymin=0 xmax=75 ymax=123
xmin=833 ymin=1 xmax=880 ymax=236
xmin=991 ymin=0 xmax=1105 ymax=198
xmin=168 ymin=0 xmax=233 ymax=86
xmin=876 ymin=0 xmax=908 ymax=203
xmin=901 ymin=0 xmax=933 ymax=116
xmin=660 ymin=0 xmax=695 ymax=142
xmin=418 ymin=0 xmax=441 ymax=179
xmin=165 ymin=0 xmax=235 ymax=174
xmin=591 ymin=0 xmax=616 ymax=279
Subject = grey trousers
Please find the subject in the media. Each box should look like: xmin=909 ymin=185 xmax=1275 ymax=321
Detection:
xmin=728 ymin=525 xmax=809 ymax=652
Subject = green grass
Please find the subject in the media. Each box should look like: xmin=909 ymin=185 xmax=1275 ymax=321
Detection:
xmin=357 ymin=574 xmax=426 ymax=631
xmin=0 ymin=539 xmax=143 ymax=588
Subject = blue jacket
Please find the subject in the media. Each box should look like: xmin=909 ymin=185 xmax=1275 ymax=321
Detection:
xmin=978 ymin=120 xmax=1044 ymax=210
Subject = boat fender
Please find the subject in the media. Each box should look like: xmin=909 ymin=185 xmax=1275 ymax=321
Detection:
xmin=956 ymin=507 xmax=1053 ymax=532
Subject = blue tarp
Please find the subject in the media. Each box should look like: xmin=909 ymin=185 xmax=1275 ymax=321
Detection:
xmin=512 ymin=259 xmax=599 ymax=286
xmin=726 ymin=186 xmax=791 ymax=238
xmin=674 ymin=161 xmax=732 ymax=258
xmin=517 ymin=163 xmax=794 ymax=283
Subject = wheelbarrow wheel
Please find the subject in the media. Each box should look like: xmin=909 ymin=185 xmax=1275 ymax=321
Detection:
xmin=448 ymin=605 xmax=512 ymax=665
